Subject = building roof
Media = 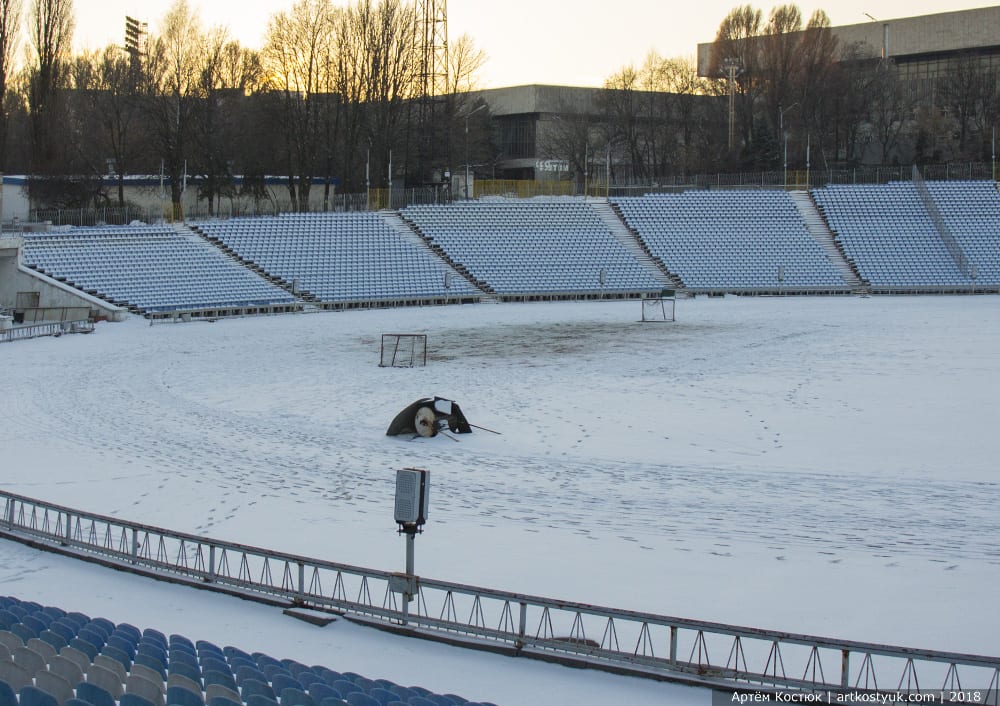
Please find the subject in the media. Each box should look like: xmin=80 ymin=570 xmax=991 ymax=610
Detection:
xmin=696 ymin=5 xmax=1000 ymax=76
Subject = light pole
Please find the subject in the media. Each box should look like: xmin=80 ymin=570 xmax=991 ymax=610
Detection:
xmin=780 ymin=103 xmax=799 ymax=189
xmin=722 ymin=58 xmax=742 ymax=153
xmin=465 ymin=104 xmax=487 ymax=199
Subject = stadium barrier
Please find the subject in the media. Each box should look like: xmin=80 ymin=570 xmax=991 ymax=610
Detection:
xmin=1 ymin=489 xmax=998 ymax=700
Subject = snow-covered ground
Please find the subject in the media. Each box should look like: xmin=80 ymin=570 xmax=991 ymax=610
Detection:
xmin=2 ymin=295 xmax=999 ymax=705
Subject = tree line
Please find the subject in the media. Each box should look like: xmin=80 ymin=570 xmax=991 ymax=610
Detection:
xmin=0 ymin=0 xmax=997 ymax=213
xmin=0 ymin=0 xmax=488 ymax=213
xmin=563 ymin=3 xmax=998 ymax=185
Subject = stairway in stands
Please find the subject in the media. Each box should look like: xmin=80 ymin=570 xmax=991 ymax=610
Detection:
xmin=588 ymin=199 xmax=686 ymax=294
xmin=181 ymin=223 xmax=317 ymax=303
xmin=787 ymin=191 xmax=869 ymax=294
xmin=381 ymin=211 xmax=498 ymax=302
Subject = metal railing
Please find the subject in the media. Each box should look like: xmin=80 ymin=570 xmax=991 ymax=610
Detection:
xmin=0 ymin=319 xmax=93 ymax=343
xmin=2 ymin=489 xmax=998 ymax=699
xmin=23 ymin=163 xmax=998 ymax=225
xmin=912 ymin=165 xmax=975 ymax=280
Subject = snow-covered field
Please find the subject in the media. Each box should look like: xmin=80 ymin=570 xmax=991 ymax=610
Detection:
xmin=2 ymin=295 xmax=999 ymax=705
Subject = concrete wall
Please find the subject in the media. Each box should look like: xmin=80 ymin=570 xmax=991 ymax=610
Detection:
xmin=0 ymin=244 xmax=126 ymax=320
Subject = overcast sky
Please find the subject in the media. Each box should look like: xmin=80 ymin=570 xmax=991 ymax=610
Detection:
xmin=68 ymin=0 xmax=998 ymax=88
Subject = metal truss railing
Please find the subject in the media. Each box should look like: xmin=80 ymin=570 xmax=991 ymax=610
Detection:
xmin=2 ymin=490 xmax=998 ymax=700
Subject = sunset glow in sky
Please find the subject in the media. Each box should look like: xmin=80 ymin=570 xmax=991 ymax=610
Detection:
xmin=67 ymin=0 xmax=999 ymax=88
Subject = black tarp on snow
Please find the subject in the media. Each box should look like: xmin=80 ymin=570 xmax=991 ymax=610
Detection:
xmin=386 ymin=397 xmax=472 ymax=437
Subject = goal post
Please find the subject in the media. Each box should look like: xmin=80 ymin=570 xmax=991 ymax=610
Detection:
xmin=380 ymin=333 xmax=428 ymax=367
xmin=640 ymin=295 xmax=676 ymax=322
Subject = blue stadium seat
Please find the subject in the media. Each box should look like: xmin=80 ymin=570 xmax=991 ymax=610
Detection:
xmin=317 ymin=698 xmax=348 ymax=706
xmin=166 ymin=684 xmax=205 ymax=706
xmin=241 ymin=678 xmax=277 ymax=701
xmin=366 ymin=689 xmax=397 ymax=706
xmin=271 ymin=673 xmax=301 ymax=696
xmin=330 ymin=681 xmax=358 ymax=699
xmin=246 ymin=695 xmax=280 ymax=706
xmin=306 ymin=683 xmax=339 ymax=702
xmin=345 ymin=694 xmax=379 ymax=706
xmin=18 ymin=685 xmax=60 ymax=706
xmin=120 ymin=693 xmax=158 ymax=706
xmin=279 ymin=687 xmax=315 ymax=706
xmin=167 ymin=660 xmax=201 ymax=685
xmin=202 ymin=670 xmax=237 ymax=693
xmin=0 ymin=679 xmax=18 ymax=706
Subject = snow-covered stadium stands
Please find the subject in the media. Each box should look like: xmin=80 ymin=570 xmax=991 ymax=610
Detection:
xmin=193 ymin=213 xmax=482 ymax=306
xmin=401 ymin=199 xmax=662 ymax=297
xmin=21 ymin=226 xmax=297 ymax=315
xmin=611 ymin=191 xmax=849 ymax=293
xmin=0 ymin=595 xmax=495 ymax=706
xmin=811 ymin=182 xmax=972 ymax=291
xmin=923 ymin=181 xmax=1000 ymax=287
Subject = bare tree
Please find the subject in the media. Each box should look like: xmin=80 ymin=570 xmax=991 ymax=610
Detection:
xmin=68 ymin=45 xmax=146 ymax=205
xmin=143 ymin=0 xmax=206 ymax=218
xmin=28 ymin=0 xmax=73 ymax=172
xmin=760 ymin=3 xmax=802 ymax=164
xmin=602 ymin=66 xmax=644 ymax=181
xmin=794 ymin=10 xmax=839 ymax=168
xmin=0 ymin=0 xmax=22 ymax=170
xmin=262 ymin=0 xmax=337 ymax=210
xmin=710 ymin=4 xmax=763 ymax=160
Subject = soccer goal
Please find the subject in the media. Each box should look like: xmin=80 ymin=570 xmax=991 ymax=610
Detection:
xmin=640 ymin=297 xmax=676 ymax=323
xmin=380 ymin=333 xmax=428 ymax=367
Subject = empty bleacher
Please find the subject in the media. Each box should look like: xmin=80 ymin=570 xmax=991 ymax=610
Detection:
xmin=0 ymin=595 xmax=496 ymax=706
xmin=400 ymin=199 xmax=662 ymax=297
xmin=923 ymin=180 xmax=1000 ymax=287
xmin=193 ymin=213 xmax=482 ymax=306
xmin=21 ymin=226 xmax=297 ymax=316
xmin=811 ymin=182 xmax=973 ymax=292
xmin=611 ymin=191 xmax=849 ymax=293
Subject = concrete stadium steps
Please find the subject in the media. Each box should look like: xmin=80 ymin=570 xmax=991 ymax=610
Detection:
xmin=594 ymin=199 xmax=687 ymax=294
xmin=388 ymin=210 xmax=496 ymax=297
xmin=184 ymin=223 xmax=317 ymax=303
xmin=788 ymin=190 xmax=868 ymax=294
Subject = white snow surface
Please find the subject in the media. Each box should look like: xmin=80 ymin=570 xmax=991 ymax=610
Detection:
xmin=2 ymin=295 xmax=1000 ymax=705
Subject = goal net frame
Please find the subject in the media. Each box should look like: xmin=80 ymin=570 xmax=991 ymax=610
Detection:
xmin=640 ymin=297 xmax=676 ymax=323
xmin=380 ymin=333 xmax=428 ymax=367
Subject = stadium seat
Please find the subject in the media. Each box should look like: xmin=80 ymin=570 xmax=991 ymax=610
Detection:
xmin=0 ymin=631 xmax=23 ymax=651
xmin=0 ymin=662 xmax=32 ymax=691
xmin=241 ymin=678 xmax=277 ymax=701
xmin=19 ymin=685 xmax=60 ymax=706
xmin=74 ymin=682 xmax=117 ymax=706
xmin=166 ymin=684 xmax=205 ymax=706
xmin=0 ymin=679 xmax=18 ymax=706
xmin=279 ymin=686 xmax=315 ymax=706
xmin=344 ymin=694 xmax=379 ymax=706
xmin=120 ymin=693 xmax=158 ymax=706
xmin=34 ymin=670 xmax=76 ymax=706
xmin=84 ymin=664 xmax=125 ymax=698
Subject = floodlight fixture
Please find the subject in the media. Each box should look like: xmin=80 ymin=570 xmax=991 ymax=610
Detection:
xmin=393 ymin=468 xmax=430 ymax=620
xmin=394 ymin=468 xmax=430 ymax=534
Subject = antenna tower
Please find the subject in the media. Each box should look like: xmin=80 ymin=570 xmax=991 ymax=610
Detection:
xmin=414 ymin=0 xmax=450 ymax=185
xmin=416 ymin=0 xmax=449 ymax=100
xmin=124 ymin=16 xmax=148 ymax=65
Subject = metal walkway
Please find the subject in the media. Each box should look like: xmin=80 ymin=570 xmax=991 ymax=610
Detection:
xmin=2 ymin=490 xmax=997 ymax=701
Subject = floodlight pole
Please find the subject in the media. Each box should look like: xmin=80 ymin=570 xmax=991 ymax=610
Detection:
xmin=780 ymin=103 xmax=798 ymax=189
xmin=465 ymin=104 xmax=487 ymax=200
